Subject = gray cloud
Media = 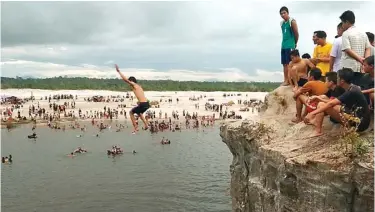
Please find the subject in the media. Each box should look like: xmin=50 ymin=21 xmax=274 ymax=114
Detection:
xmin=1 ymin=1 xmax=374 ymax=81
xmin=1 ymin=2 xmax=202 ymax=46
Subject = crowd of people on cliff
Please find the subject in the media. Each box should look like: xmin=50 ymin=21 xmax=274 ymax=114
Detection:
xmin=279 ymin=7 xmax=374 ymax=137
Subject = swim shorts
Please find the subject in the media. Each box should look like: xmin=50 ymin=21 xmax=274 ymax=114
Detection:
xmin=297 ymin=78 xmax=308 ymax=87
xmin=306 ymin=101 xmax=318 ymax=113
xmin=281 ymin=48 xmax=293 ymax=65
xmin=131 ymin=102 xmax=150 ymax=115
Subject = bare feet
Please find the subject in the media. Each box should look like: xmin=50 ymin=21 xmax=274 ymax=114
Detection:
xmin=291 ymin=117 xmax=302 ymax=123
xmin=305 ymin=120 xmax=315 ymax=125
xmin=307 ymin=132 xmax=323 ymax=138
xmin=281 ymin=82 xmax=290 ymax=86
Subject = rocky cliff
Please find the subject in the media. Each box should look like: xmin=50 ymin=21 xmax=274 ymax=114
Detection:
xmin=220 ymin=86 xmax=374 ymax=212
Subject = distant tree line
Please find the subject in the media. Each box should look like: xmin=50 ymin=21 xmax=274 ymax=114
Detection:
xmin=1 ymin=77 xmax=280 ymax=92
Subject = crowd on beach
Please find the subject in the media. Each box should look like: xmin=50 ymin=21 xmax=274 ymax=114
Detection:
xmin=279 ymin=7 xmax=374 ymax=137
xmin=1 ymin=90 xmax=261 ymax=134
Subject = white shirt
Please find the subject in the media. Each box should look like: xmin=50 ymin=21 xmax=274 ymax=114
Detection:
xmin=330 ymin=36 xmax=342 ymax=72
xmin=341 ymin=26 xmax=372 ymax=72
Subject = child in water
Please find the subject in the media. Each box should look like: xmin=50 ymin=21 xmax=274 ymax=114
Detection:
xmin=115 ymin=64 xmax=150 ymax=134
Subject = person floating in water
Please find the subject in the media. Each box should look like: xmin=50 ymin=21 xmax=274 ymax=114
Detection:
xmin=115 ymin=64 xmax=150 ymax=134
xmin=67 ymin=152 xmax=75 ymax=157
xmin=2 ymin=155 xmax=12 ymax=164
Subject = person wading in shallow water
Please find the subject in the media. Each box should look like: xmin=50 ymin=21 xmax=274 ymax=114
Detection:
xmin=115 ymin=64 xmax=150 ymax=134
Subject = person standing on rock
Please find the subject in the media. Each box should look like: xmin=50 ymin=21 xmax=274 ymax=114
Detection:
xmin=340 ymin=10 xmax=372 ymax=73
xmin=310 ymin=31 xmax=332 ymax=81
xmin=280 ymin=6 xmax=299 ymax=86
xmin=329 ymin=23 xmax=344 ymax=73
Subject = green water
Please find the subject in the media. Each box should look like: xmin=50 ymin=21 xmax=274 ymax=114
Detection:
xmin=1 ymin=124 xmax=231 ymax=212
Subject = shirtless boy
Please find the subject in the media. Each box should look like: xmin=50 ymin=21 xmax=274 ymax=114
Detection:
xmin=115 ymin=64 xmax=150 ymax=133
xmin=288 ymin=49 xmax=315 ymax=89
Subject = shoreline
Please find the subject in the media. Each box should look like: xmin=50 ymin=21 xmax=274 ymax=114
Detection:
xmin=1 ymin=115 xmax=237 ymax=129
xmin=1 ymin=89 xmax=266 ymax=130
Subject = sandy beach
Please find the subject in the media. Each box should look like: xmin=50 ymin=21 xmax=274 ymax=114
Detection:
xmin=1 ymin=89 xmax=267 ymax=127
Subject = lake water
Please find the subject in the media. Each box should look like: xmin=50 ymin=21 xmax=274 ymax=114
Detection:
xmin=1 ymin=124 xmax=232 ymax=212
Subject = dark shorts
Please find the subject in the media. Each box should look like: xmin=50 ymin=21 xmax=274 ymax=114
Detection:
xmin=353 ymin=117 xmax=370 ymax=132
xmin=131 ymin=102 xmax=150 ymax=115
xmin=353 ymin=72 xmax=364 ymax=86
xmin=329 ymin=116 xmax=340 ymax=124
xmin=297 ymin=78 xmax=308 ymax=87
xmin=363 ymin=93 xmax=371 ymax=105
xmin=341 ymin=107 xmax=370 ymax=132
xmin=281 ymin=48 xmax=293 ymax=65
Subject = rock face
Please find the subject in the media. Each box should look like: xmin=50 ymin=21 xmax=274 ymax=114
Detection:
xmin=220 ymin=86 xmax=374 ymax=212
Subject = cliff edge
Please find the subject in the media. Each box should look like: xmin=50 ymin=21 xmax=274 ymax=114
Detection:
xmin=220 ymin=86 xmax=374 ymax=212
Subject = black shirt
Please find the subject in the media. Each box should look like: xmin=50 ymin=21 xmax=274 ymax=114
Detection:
xmin=325 ymin=86 xmax=345 ymax=98
xmin=337 ymin=84 xmax=370 ymax=131
xmin=359 ymin=73 xmax=374 ymax=90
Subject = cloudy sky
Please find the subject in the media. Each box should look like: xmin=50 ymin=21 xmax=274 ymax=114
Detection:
xmin=1 ymin=1 xmax=374 ymax=82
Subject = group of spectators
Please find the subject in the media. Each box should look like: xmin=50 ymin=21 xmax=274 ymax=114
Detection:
xmin=279 ymin=7 xmax=374 ymax=137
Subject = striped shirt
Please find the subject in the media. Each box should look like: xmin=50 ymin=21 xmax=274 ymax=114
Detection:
xmin=341 ymin=26 xmax=372 ymax=72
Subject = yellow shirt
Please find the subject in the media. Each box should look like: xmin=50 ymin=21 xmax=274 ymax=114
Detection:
xmin=313 ymin=43 xmax=333 ymax=76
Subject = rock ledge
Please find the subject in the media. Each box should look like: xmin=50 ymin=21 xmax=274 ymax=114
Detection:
xmin=220 ymin=86 xmax=374 ymax=212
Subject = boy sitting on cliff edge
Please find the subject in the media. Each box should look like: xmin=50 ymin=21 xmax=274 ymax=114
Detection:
xmin=115 ymin=64 xmax=150 ymax=134
xmin=304 ymin=68 xmax=371 ymax=137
